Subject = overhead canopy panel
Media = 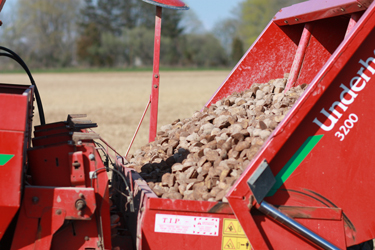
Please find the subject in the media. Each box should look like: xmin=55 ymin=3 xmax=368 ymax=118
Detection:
xmin=142 ymin=0 xmax=189 ymax=10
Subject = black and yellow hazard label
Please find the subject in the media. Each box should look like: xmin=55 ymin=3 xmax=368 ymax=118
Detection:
xmin=222 ymin=219 xmax=251 ymax=250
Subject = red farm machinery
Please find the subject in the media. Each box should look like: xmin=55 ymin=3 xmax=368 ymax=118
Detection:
xmin=1 ymin=0 xmax=375 ymax=249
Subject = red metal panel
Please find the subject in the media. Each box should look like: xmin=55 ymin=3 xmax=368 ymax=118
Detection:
xmin=0 ymin=93 xmax=28 ymax=131
xmin=273 ymin=0 xmax=370 ymax=26
xmin=142 ymin=0 xmax=188 ymax=10
xmin=69 ymin=151 xmax=86 ymax=187
xmin=33 ymin=126 xmax=69 ymax=137
xmin=205 ymin=22 xmax=304 ymax=107
xmin=295 ymin=15 xmax=349 ymax=86
xmin=32 ymin=132 xmax=72 ymax=147
xmin=23 ymin=187 xmax=97 ymax=220
xmin=28 ymin=143 xmax=75 ymax=186
xmin=27 ymin=133 xmax=112 ymax=248
xmin=11 ymin=187 xmax=97 ymax=250
xmin=0 ymin=131 xmax=24 ymax=241
xmin=51 ymin=219 xmax=103 ymax=249
xmin=0 ymin=84 xmax=32 ymax=241
xmin=34 ymin=121 xmax=66 ymax=131
xmin=138 ymin=193 xmax=347 ymax=250
xmin=228 ymin=0 xmax=375 ymax=247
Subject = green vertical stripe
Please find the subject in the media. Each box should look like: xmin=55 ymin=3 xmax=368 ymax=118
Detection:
xmin=267 ymin=135 xmax=324 ymax=197
xmin=0 ymin=154 xmax=14 ymax=166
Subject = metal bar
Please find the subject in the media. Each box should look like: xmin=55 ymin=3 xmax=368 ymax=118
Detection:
xmin=258 ymin=201 xmax=340 ymax=250
xmin=149 ymin=6 xmax=162 ymax=142
xmin=285 ymin=23 xmax=313 ymax=91
xmin=345 ymin=12 xmax=362 ymax=37
xmin=125 ymin=96 xmax=151 ymax=158
xmin=274 ymin=0 xmax=367 ymax=26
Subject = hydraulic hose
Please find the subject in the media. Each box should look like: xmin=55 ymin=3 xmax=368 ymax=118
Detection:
xmin=0 ymin=47 xmax=45 ymax=125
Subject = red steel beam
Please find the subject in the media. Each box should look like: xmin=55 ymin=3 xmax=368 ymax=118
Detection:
xmin=149 ymin=6 xmax=162 ymax=142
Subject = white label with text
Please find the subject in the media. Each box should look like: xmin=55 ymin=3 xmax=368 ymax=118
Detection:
xmin=313 ymin=50 xmax=375 ymax=133
xmin=154 ymin=214 xmax=220 ymax=236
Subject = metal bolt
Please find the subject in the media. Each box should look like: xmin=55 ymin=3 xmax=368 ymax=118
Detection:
xmin=141 ymin=207 xmax=145 ymax=212
xmin=358 ymin=4 xmax=362 ymax=7
xmin=89 ymin=153 xmax=95 ymax=161
xmin=72 ymin=161 xmax=81 ymax=168
xmin=56 ymin=209 xmax=62 ymax=215
xmin=32 ymin=196 xmax=39 ymax=204
xmin=154 ymin=74 xmax=158 ymax=78
xmin=75 ymin=199 xmax=86 ymax=211
xmin=284 ymin=20 xmax=288 ymax=24
xmin=77 ymin=141 xmax=83 ymax=145
xmin=341 ymin=7 xmax=345 ymax=11
xmin=137 ymin=234 xmax=142 ymax=239
xmin=79 ymin=193 xmax=84 ymax=199
xmin=153 ymin=85 xmax=158 ymax=88
xmin=78 ymin=211 xmax=82 ymax=216
xmin=295 ymin=18 xmax=299 ymax=21
xmin=84 ymin=236 xmax=89 ymax=241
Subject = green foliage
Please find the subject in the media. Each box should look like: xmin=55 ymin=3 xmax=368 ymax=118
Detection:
xmin=231 ymin=37 xmax=244 ymax=63
xmin=239 ymin=0 xmax=305 ymax=47
xmin=213 ymin=18 xmax=240 ymax=57
xmin=11 ymin=0 xmax=77 ymax=68
xmin=123 ymin=27 xmax=154 ymax=66
xmin=239 ymin=0 xmax=276 ymax=47
xmin=181 ymin=33 xmax=228 ymax=67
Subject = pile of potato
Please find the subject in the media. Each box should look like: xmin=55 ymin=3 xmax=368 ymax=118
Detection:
xmin=126 ymin=75 xmax=307 ymax=201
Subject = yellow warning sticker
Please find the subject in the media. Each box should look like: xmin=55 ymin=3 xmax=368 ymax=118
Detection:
xmin=223 ymin=237 xmax=251 ymax=250
xmin=222 ymin=219 xmax=251 ymax=250
xmin=223 ymin=219 xmax=245 ymax=236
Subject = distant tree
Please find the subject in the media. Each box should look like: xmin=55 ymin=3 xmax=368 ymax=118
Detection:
xmin=213 ymin=18 xmax=240 ymax=56
xmin=76 ymin=22 xmax=102 ymax=66
xmin=231 ymin=37 xmax=244 ymax=63
xmin=181 ymin=33 xmax=228 ymax=67
xmin=123 ymin=27 xmax=154 ymax=66
xmin=239 ymin=0 xmax=305 ymax=47
xmin=76 ymin=0 xmax=185 ymax=67
xmin=179 ymin=10 xmax=205 ymax=34
xmin=76 ymin=0 xmax=120 ymax=66
xmin=12 ymin=0 xmax=77 ymax=68
xmin=239 ymin=0 xmax=275 ymax=47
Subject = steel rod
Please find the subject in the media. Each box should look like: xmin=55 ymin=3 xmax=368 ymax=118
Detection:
xmin=125 ymin=96 xmax=151 ymax=158
xmin=149 ymin=6 xmax=162 ymax=142
xmin=345 ymin=12 xmax=362 ymax=37
xmin=258 ymin=201 xmax=340 ymax=250
xmin=285 ymin=23 xmax=313 ymax=91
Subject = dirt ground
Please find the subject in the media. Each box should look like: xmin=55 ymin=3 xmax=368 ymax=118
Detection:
xmin=1 ymin=70 xmax=231 ymax=155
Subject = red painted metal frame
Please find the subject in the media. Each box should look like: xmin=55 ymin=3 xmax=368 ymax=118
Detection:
xmin=121 ymin=168 xmax=347 ymax=250
xmin=142 ymin=0 xmax=188 ymax=10
xmin=0 ymin=84 xmax=33 ymax=242
xmin=224 ymin=0 xmax=375 ymax=249
xmin=11 ymin=187 xmax=97 ymax=250
xmin=149 ymin=6 xmax=162 ymax=143
xmin=122 ymin=0 xmax=375 ymax=249
xmin=273 ymin=0 xmax=370 ymax=26
xmin=9 ymin=113 xmax=113 ymax=249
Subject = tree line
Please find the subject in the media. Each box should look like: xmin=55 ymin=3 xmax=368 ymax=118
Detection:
xmin=0 ymin=0 xmax=303 ymax=69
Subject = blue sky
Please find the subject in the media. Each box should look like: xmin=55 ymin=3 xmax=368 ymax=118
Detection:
xmin=183 ymin=0 xmax=243 ymax=30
